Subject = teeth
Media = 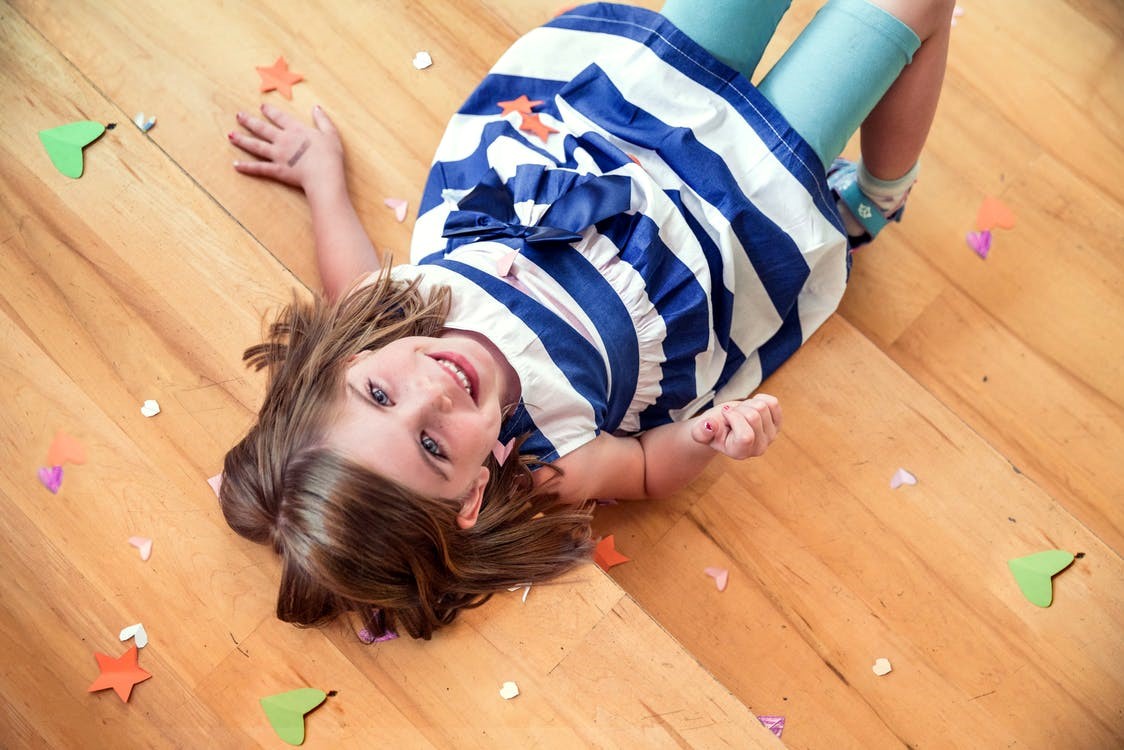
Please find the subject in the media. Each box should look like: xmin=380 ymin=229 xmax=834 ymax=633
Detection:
xmin=437 ymin=359 xmax=472 ymax=396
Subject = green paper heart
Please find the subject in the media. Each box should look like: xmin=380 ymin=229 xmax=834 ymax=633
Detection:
xmin=38 ymin=121 xmax=105 ymax=178
xmin=1007 ymin=549 xmax=1074 ymax=607
xmin=260 ymin=688 xmax=327 ymax=745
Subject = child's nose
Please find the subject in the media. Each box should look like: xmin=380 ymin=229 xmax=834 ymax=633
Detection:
xmin=417 ymin=375 xmax=454 ymax=412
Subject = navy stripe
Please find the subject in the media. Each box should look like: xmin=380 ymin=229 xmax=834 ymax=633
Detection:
xmin=758 ymin=302 xmax=803 ymax=382
xmin=548 ymin=4 xmax=841 ymax=227
xmin=557 ymin=64 xmax=810 ymax=319
xmin=596 ymin=213 xmax=711 ymax=431
xmin=458 ymin=73 xmax=564 ymax=120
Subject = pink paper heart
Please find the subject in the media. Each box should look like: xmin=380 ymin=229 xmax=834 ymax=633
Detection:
xmin=496 ymin=250 xmax=518 ymax=277
xmin=128 ymin=536 xmax=153 ymax=561
xmin=704 ymin=566 xmax=729 ymax=591
xmin=38 ymin=465 xmax=63 ymax=493
xmin=492 ymin=438 xmax=515 ymax=466
xmin=966 ymin=230 xmax=992 ymax=259
xmin=357 ymin=627 xmax=399 ymax=644
xmin=206 ymin=473 xmax=223 ymax=498
xmin=384 ymin=198 xmax=408 ymax=223
xmin=890 ymin=467 xmax=917 ymax=489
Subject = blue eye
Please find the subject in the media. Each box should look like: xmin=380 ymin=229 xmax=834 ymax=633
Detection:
xmin=367 ymin=382 xmax=390 ymax=406
xmin=421 ymin=435 xmax=443 ymax=457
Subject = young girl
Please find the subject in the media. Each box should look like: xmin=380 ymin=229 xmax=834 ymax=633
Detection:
xmin=221 ymin=0 xmax=952 ymax=639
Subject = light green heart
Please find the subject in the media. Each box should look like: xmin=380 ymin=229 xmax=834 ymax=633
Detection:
xmin=1007 ymin=549 xmax=1074 ymax=607
xmin=38 ymin=121 xmax=105 ymax=178
xmin=260 ymin=688 xmax=327 ymax=745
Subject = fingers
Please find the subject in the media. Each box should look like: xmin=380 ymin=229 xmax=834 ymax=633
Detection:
xmin=311 ymin=104 xmax=337 ymax=134
xmin=228 ymin=130 xmax=273 ymax=160
xmin=235 ymin=109 xmax=280 ymax=142
xmin=259 ymin=102 xmax=299 ymax=131
xmin=232 ymin=158 xmax=283 ymax=180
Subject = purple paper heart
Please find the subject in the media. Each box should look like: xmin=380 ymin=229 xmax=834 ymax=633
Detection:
xmin=757 ymin=715 xmax=785 ymax=738
xmin=38 ymin=465 xmax=63 ymax=493
xmin=966 ymin=230 xmax=992 ymax=259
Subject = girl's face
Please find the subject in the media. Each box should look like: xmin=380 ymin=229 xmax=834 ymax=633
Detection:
xmin=326 ymin=331 xmax=517 ymax=503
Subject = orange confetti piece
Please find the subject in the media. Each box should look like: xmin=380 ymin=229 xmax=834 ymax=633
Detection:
xmin=497 ymin=95 xmax=544 ymax=117
xmin=519 ymin=113 xmax=558 ymax=144
xmin=87 ymin=644 xmax=151 ymax=702
xmin=975 ymin=196 xmax=1016 ymax=232
xmin=593 ymin=534 xmax=630 ymax=572
xmin=46 ymin=429 xmax=86 ymax=466
xmin=256 ymin=56 xmax=304 ymax=100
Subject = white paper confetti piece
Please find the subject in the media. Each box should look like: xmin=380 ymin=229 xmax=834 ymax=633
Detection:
xmin=890 ymin=468 xmax=917 ymax=489
xmin=506 ymin=582 xmax=531 ymax=602
xmin=412 ymin=51 xmax=433 ymax=70
xmin=499 ymin=681 xmax=519 ymax=700
xmin=206 ymin=473 xmax=223 ymax=498
xmin=140 ymin=399 xmax=160 ymax=417
xmin=872 ymin=658 xmax=893 ymax=676
xmin=128 ymin=535 xmax=153 ymax=561
xmin=384 ymin=197 xmax=408 ymax=222
xmin=704 ymin=566 xmax=729 ymax=592
xmin=133 ymin=112 xmax=156 ymax=132
xmin=119 ymin=623 xmax=149 ymax=648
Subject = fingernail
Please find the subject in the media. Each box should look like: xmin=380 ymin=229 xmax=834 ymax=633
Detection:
xmin=227 ymin=132 xmax=234 ymax=140
xmin=232 ymin=160 xmax=240 ymax=167
xmin=703 ymin=421 xmax=713 ymax=432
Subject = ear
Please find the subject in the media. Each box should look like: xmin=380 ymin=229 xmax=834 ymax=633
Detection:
xmin=455 ymin=466 xmax=490 ymax=530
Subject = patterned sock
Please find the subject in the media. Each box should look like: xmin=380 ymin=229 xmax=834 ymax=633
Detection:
xmin=837 ymin=160 xmax=919 ymax=237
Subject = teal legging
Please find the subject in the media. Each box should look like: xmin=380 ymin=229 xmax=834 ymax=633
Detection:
xmin=660 ymin=0 xmax=920 ymax=169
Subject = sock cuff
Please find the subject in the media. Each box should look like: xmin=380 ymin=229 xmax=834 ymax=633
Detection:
xmin=858 ymin=160 xmax=920 ymax=196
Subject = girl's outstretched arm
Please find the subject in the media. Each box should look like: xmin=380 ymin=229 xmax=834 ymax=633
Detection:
xmin=550 ymin=395 xmax=782 ymax=503
xmin=230 ymin=103 xmax=380 ymax=301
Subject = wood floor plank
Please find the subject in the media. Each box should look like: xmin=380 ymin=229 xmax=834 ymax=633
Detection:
xmin=596 ymin=315 xmax=1124 ymax=748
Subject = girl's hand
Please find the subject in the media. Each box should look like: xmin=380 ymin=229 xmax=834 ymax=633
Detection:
xmin=689 ymin=394 xmax=782 ymax=460
xmin=229 ymin=103 xmax=344 ymax=194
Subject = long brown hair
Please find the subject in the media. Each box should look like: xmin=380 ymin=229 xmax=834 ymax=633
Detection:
xmin=220 ymin=269 xmax=593 ymax=639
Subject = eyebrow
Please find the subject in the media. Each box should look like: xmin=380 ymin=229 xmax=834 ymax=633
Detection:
xmin=349 ymin=383 xmax=450 ymax=482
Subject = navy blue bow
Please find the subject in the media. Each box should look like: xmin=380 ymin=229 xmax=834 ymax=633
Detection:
xmin=441 ymin=168 xmax=632 ymax=250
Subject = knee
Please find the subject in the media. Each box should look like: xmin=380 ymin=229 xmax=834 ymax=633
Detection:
xmin=864 ymin=0 xmax=955 ymax=39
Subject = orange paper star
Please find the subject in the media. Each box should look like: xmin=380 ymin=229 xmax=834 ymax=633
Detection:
xmin=519 ymin=113 xmax=558 ymax=144
xmin=497 ymin=94 xmax=543 ymax=116
xmin=593 ymin=535 xmax=630 ymax=572
xmin=87 ymin=644 xmax=151 ymax=702
xmin=256 ymin=56 xmax=304 ymax=100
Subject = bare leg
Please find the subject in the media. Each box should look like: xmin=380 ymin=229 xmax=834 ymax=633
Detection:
xmin=859 ymin=0 xmax=955 ymax=180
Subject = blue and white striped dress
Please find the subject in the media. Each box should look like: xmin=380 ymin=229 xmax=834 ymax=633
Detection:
xmin=390 ymin=2 xmax=848 ymax=463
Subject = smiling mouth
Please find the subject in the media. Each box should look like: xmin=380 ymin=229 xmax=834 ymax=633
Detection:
xmin=435 ymin=358 xmax=475 ymax=401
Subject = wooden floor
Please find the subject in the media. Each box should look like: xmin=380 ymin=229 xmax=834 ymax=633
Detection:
xmin=1 ymin=1 xmax=1120 ymax=748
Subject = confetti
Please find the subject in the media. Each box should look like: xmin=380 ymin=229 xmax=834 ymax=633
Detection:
xmin=495 ymin=250 xmax=518 ymax=277
xmin=207 ymin=473 xmax=223 ymax=498
xmin=757 ymin=715 xmax=785 ymax=738
xmin=975 ymin=196 xmax=1016 ymax=231
xmin=38 ymin=465 xmax=63 ymax=494
xmin=889 ymin=468 xmax=917 ymax=489
xmin=119 ymin=623 xmax=149 ymax=648
xmin=966 ymin=230 xmax=992 ymax=259
xmin=412 ymin=51 xmax=433 ymax=70
xmin=140 ymin=399 xmax=161 ymax=417
xmin=256 ymin=56 xmax=304 ymax=100
xmin=1007 ymin=550 xmax=1074 ymax=607
xmin=496 ymin=95 xmax=543 ymax=116
xmin=384 ymin=197 xmax=408 ymax=223
xmin=357 ymin=627 xmax=398 ymax=644
xmin=87 ymin=644 xmax=151 ymax=702
xmin=260 ymin=688 xmax=327 ymax=745
xmin=132 ymin=112 xmax=156 ymax=132
xmin=47 ymin=429 xmax=87 ymax=466
xmin=38 ymin=121 xmax=106 ymax=179
xmin=128 ymin=536 xmax=153 ymax=562
xmin=499 ymin=681 xmax=520 ymax=700
xmin=872 ymin=658 xmax=893 ymax=676
xmin=519 ymin=113 xmax=558 ymax=144
xmin=507 ymin=583 xmax=532 ymax=603
xmin=704 ymin=566 xmax=729 ymax=592
xmin=593 ymin=535 xmax=630 ymax=572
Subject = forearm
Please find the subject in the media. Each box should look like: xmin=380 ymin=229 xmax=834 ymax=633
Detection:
xmin=306 ymin=180 xmax=381 ymax=302
xmin=637 ymin=419 xmax=717 ymax=498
